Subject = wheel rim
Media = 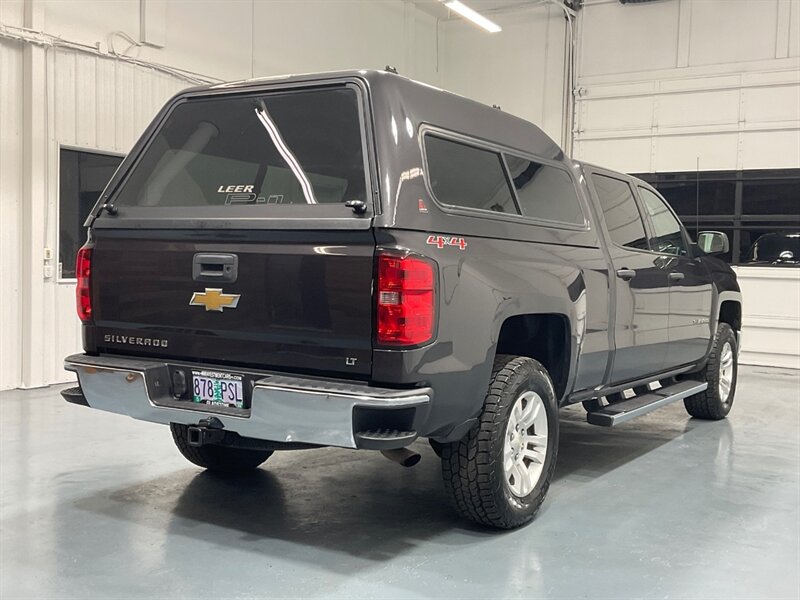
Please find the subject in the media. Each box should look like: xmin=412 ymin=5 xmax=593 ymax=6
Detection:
xmin=718 ymin=341 xmax=734 ymax=403
xmin=504 ymin=390 xmax=548 ymax=498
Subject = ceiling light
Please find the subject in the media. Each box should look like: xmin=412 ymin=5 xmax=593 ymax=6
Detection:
xmin=444 ymin=1 xmax=502 ymax=33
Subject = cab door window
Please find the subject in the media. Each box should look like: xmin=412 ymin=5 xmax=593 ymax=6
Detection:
xmin=638 ymin=187 xmax=688 ymax=256
xmin=591 ymin=174 xmax=649 ymax=250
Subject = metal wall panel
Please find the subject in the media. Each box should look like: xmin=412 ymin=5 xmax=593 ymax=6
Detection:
xmin=1 ymin=46 xmax=189 ymax=389
xmin=574 ymin=0 xmax=800 ymax=174
xmin=0 ymin=40 xmax=24 ymax=390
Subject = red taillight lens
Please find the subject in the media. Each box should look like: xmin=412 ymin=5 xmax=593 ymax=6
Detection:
xmin=376 ymin=253 xmax=436 ymax=346
xmin=76 ymin=246 xmax=93 ymax=322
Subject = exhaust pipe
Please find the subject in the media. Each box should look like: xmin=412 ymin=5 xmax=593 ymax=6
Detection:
xmin=380 ymin=448 xmax=421 ymax=468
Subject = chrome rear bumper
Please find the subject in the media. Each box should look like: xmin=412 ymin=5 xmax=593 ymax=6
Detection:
xmin=64 ymin=354 xmax=431 ymax=450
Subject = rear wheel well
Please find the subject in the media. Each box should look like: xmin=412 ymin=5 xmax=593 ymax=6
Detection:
xmin=719 ymin=300 xmax=741 ymax=331
xmin=495 ymin=314 xmax=570 ymax=400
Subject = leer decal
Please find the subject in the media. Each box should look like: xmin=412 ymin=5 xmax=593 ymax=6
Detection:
xmin=426 ymin=235 xmax=468 ymax=250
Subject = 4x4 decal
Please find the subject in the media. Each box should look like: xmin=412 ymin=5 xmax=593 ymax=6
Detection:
xmin=426 ymin=235 xmax=468 ymax=250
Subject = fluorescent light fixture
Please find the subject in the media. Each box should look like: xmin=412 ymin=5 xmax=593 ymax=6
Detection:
xmin=445 ymin=0 xmax=502 ymax=33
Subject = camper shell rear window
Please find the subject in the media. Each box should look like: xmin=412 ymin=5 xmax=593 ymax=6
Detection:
xmin=104 ymin=84 xmax=372 ymax=222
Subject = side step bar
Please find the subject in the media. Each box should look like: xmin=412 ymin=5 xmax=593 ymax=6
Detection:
xmin=586 ymin=380 xmax=708 ymax=427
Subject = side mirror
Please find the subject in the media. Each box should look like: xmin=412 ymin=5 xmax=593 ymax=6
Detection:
xmin=698 ymin=231 xmax=729 ymax=255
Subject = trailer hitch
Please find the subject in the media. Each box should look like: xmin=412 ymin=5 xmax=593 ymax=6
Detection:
xmin=187 ymin=417 xmax=226 ymax=447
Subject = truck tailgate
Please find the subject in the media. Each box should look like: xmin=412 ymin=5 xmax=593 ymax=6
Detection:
xmin=91 ymin=229 xmax=375 ymax=377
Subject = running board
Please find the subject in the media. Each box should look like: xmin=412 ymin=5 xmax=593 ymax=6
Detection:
xmin=586 ymin=380 xmax=708 ymax=427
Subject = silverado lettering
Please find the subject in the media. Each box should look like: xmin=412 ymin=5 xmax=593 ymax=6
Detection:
xmin=103 ymin=334 xmax=168 ymax=348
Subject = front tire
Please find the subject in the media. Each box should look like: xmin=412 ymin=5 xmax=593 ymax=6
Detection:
xmin=170 ymin=423 xmax=273 ymax=473
xmin=441 ymin=355 xmax=559 ymax=529
xmin=684 ymin=323 xmax=738 ymax=420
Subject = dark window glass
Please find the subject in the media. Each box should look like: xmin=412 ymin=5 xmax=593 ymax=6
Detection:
xmin=742 ymin=179 xmax=800 ymax=216
xmin=59 ymin=149 xmax=123 ymax=278
xmin=591 ymin=174 xmax=649 ymax=250
xmin=633 ymin=168 xmax=800 ymax=265
xmin=655 ymin=179 xmax=736 ymax=216
xmin=639 ymin=187 xmax=688 ymax=256
xmin=504 ymin=155 xmax=583 ymax=224
xmin=425 ymin=135 xmax=518 ymax=214
xmin=113 ymin=87 xmax=367 ymax=208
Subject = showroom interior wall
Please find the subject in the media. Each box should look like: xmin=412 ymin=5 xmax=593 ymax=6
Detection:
xmin=572 ymin=0 xmax=800 ymax=368
xmin=1 ymin=0 xmax=798 ymax=389
xmin=0 ymin=0 xmax=444 ymax=390
xmin=436 ymin=3 xmax=569 ymax=147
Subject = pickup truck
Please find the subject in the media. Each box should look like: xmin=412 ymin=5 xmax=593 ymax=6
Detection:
xmin=63 ymin=70 xmax=742 ymax=529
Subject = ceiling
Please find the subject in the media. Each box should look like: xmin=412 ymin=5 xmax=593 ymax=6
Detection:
xmin=412 ymin=0 xmax=551 ymax=21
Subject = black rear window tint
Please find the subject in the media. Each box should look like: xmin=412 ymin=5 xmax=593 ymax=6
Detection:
xmin=113 ymin=87 xmax=367 ymax=209
xmin=424 ymin=135 xmax=518 ymax=214
xmin=505 ymin=155 xmax=583 ymax=224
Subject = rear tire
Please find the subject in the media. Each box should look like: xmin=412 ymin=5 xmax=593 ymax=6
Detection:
xmin=440 ymin=355 xmax=559 ymax=529
xmin=684 ymin=323 xmax=738 ymax=420
xmin=170 ymin=423 xmax=273 ymax=473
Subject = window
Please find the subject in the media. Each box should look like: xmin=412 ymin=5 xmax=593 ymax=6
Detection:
xmin=634 ymin=168 xmax=800 ymax=265
xmin=59 ymin=149 xmax=123 ymax=278
xmin=649 ymin=173 xmax=736 ymax=216
xmin=742 ymin=179 xmax=797 ymax=216
xmin=638 ymin=187 xmax=688 ymax=256
xmin=112 ymin=86 xmax=367 ymax=209
xmin=591 ymin=174 xmax=649 ymax=250
xmin=424 ymin=135 xmax=518 ymax=214
xmin=504 ymin=155 xmax=583 ymax=224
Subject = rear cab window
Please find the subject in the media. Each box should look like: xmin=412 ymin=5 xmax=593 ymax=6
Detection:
xmin=103 ymin=84 xmax=372 ymax=224
xmin=422 ymin=131 xmax=585 ymax=227
xmin=505 ymin=155 xmax=584 ymax=225
xmin=424 ymin=135 xmax=517 ymax=214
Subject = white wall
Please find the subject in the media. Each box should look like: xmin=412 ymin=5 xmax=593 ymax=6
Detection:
xmin=573 ymin=0 xmax=800 ymax=173
xmin=733 ymin=267 xmax=800 ymax=370
xmin=0 ymin=39 xmax=24 ymax=392
xmin=437 ymin=3 xmax=568 ymax=145
xmin=17 ymin=0 xmax=440 ymax=83
xmin=0 ymin=0 xmax=441 ymax=390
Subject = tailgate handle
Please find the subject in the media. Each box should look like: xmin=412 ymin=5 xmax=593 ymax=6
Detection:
xmin=193 ymin=253 xmax=238 ymax=283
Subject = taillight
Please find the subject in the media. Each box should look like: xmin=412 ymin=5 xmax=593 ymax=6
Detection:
xmin=376 ymin=252 xmax=436 ymax=346
xmin=76 ymin=245 xmax=93 ymax=322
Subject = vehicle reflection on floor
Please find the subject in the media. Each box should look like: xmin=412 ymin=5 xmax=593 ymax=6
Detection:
xmin=0 ymin=366 xmax=797 ymax=599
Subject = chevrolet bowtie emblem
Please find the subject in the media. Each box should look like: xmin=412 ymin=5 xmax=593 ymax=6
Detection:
xmin=189 ymin=288 xmax=241 ymax=312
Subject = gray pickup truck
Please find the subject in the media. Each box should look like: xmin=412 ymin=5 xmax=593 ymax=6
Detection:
xmin=63 ymin=70 xmax=742 ymax=529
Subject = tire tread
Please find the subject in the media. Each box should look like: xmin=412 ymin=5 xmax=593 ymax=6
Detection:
xmin=441 ymin=354 xmax=557 ymax=529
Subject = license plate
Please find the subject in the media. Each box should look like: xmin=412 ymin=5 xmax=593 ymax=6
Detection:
xmin=191 ymin=370 xmax=245 ymax=409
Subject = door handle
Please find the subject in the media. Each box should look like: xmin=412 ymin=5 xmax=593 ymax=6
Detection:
xmin=668 ymin=272 xmax=685 ymax=282
xmin=616 ymin=268 xmax=636 ymax=281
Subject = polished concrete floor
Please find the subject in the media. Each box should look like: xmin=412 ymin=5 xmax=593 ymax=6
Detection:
xmin=1 ymin=365 xmax=798 ymax=599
